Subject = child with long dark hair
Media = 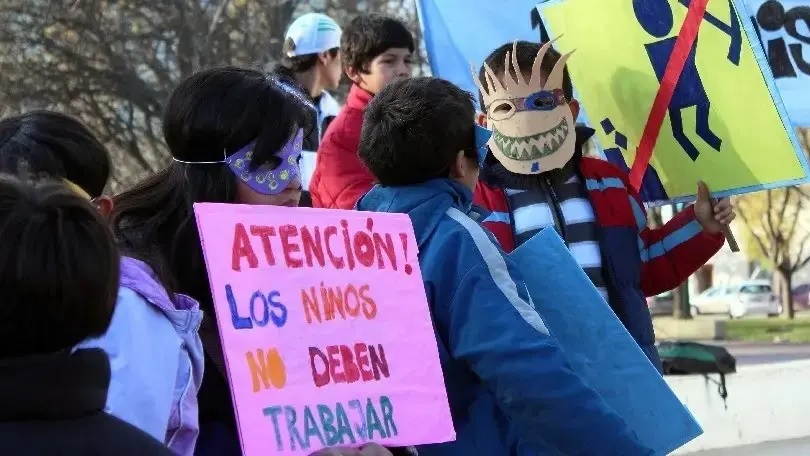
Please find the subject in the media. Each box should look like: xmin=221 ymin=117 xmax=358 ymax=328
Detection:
xmin=111 ymin=66 xmax=409 ymax=456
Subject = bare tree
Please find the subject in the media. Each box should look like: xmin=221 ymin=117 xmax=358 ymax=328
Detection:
xmin=0 ymin=0 xmax=418 ymax=188
xmin=736 ymin=186 xmax=810 ymax=319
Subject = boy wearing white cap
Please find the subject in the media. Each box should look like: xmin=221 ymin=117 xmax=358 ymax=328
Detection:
xmin=276 ymin=12 xmax=343 ymax=151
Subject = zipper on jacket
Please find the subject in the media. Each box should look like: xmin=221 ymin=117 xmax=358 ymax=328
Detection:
xmin=543 ymin=177 xmax=568 ymax=246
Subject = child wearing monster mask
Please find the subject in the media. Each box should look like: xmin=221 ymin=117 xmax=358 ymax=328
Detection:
xmin=473 ymin=40 xmax=736 ymax=370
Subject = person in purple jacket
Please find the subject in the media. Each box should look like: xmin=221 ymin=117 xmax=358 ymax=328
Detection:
xmin=0 ymin=110 xmax=204 ymax=455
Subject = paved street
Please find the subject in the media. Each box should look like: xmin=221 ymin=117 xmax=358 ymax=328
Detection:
xmin=688 ymin=437 xmax=810 ymax=455
xmin=716 ymin=341 xmax=810 ymax=365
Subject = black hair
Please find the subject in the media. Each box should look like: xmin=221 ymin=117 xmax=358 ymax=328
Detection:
xmin=478 ymin=41 xmax=573 ymax=111
xmin=0 ymin=174 xmax=118 ymax=358
xmin=359 ymin=76 xmax=476 ymax=186
xmin=111 ymin=66 xmax=312 ymax=311
xmin=0 ymin=111 xmax=110 ymax=197
xmin=279 ymin=38 xmax=340 ymax=75
xmin=341 ymin=13 xmax=414 ymax=73
xmin=273 ymin=47 xmax=339 ymax=98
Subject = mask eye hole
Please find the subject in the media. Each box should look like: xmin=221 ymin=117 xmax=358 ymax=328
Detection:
xmin=532 ymin=95 xmax=554 ymax=109
xmin=525 ymin=91 xmax=558 ymax=111
xmin=489 ymin=101 xmax=516 ymax=120
xmin=493 ymin=102 xmax=512 ymax=114
xmin=251 ymin=158 xmax=281 ymax=172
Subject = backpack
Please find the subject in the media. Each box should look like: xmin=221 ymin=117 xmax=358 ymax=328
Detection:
xmin=657 ymin=341 xmax=736 ymax=406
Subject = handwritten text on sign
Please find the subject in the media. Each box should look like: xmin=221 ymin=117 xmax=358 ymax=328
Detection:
xmin=194 ymin=204 xmax=455 ymax=456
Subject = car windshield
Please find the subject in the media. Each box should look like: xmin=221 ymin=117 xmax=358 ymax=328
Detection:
xmin=740 ymin=284 xmax=771 ymax=294
xmin=701 ymin=287 xmax=727 ymax=297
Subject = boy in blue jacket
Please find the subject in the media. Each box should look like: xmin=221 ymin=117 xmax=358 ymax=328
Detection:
xmin=356 ymin=76 xmax=653 ymax=455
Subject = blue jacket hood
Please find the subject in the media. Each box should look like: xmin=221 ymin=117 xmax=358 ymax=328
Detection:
xmin=356 ymin=179 xmax=473 ymax=247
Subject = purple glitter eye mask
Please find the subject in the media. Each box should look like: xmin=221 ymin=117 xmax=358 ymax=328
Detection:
xmin=225 ymin=128 xmax=303 ymax=195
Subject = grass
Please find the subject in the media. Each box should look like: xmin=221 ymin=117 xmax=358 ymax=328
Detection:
xmin=726 ymin=318 xmax=810 ymax=343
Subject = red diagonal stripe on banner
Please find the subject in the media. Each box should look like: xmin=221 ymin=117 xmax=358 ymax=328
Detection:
xmin=629 ymin=0 xmax=710 ymax=192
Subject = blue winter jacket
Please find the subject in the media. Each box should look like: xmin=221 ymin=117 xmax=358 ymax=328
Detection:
xmin=356 ymin=179 xmax=652 ymax=456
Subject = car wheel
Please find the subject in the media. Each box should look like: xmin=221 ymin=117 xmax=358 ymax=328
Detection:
xmin=690 ymin=305 xmax=700 ymax=316
xmin=729 ymin=305 xmax=745 ymax=319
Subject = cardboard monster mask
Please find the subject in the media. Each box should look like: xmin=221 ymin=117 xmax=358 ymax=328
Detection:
xmin=474 ymin=41 xmax=575 ymax=175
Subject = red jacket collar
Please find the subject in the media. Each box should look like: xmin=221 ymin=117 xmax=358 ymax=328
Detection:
xmin=578 ymin=155 xmax=626 ymax=180
xmin=346 ymin=84 xmax=373 ymax=110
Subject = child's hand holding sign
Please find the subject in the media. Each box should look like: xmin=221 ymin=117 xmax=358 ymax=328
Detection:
xmin=310 ymin=443 xmax=393 ymax=456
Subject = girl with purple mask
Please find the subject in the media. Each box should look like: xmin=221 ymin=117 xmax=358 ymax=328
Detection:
xmin=111 ymin=67 xmax=407 ymax=456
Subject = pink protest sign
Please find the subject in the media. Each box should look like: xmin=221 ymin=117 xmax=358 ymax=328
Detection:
xmin=193 ymin=203 xmax=455 ymax=455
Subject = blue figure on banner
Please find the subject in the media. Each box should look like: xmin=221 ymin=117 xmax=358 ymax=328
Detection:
xmin=600 ymin=118 xmax=669 ymax=202
xmin=677 ymin=0 xmax=743 ymax=63
xmin=632 ymin=0 xmax=742 ymax=161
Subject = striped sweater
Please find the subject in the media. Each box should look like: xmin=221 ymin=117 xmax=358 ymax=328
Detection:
xmin=505 ymin=165 xmax=609 ymax=302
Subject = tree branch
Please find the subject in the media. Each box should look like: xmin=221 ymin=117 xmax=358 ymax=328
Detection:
xmin=0 ymin=0 xmax=409 ymax=187
xmin=207 ymin=0 xmax=231 ymax=40
xmin=737 ymin=200 xmax=772 ymax=259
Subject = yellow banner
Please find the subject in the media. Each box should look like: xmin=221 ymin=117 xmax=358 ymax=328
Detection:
xmin=538 ymin=0 xmax=808 ymax=202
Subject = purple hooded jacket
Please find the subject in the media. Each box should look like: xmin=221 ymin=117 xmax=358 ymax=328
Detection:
xmin=79 ymin=257 xmax=204 ymax=455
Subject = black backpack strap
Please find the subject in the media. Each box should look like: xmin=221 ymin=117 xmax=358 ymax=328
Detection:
xmin=701 ymin=372 xmax=729 ymax=410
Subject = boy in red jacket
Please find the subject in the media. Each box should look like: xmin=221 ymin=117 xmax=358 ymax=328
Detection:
xmin=310 ymin=13 xmax=414 ymax=209
xmin=472 ymin=41 xmax=736 ymax=370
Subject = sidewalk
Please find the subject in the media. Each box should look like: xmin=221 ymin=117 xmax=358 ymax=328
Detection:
xmin=687 ymin=437 xmax=810 ymax=455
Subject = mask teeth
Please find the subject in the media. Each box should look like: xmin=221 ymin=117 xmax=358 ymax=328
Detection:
xmin=499 ymin=118 xmax=570 ymax=160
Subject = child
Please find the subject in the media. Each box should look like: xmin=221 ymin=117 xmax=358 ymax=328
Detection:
xmin=275 ymin=12 xmax=343 ymax=150
xmin=473 ymin=41 xmax=736 ymax=369
xmin=0 ymin=110 xmax=113 ymax=214
xmin=356 ymin=76 xmax=652 ymax=455
xmin=0 ymin=175 xmax=172 ymax=456
xmin=111 ymin=66 xmax=410 ymax=456
xmin=309 ymin=13 xmax=414 ymax=209
xmin=0 ymin=110 xmax=203 ymax=455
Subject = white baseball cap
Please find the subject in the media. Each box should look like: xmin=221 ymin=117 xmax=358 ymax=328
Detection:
xmin=284 ymin=13 xmax=342 ymax=57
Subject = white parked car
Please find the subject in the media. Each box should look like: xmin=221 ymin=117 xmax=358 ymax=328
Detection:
xmin=691 ymin=281 xmax=781 ymax=319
